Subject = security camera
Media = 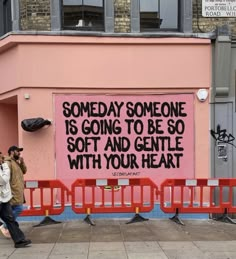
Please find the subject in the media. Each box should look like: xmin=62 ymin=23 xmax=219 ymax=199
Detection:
xmin=197 ymin=89 xmax=208 ymax=102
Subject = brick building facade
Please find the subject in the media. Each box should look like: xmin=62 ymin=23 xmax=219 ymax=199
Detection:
xmin=10 ymin=0 xmax=236 ymax=37
xmin=0 ymin=0 xmax=236 ymax=219
xmin=114 ymin=0 xmax=131 ymax=32
xmin=20 ymin=0 xmax=51 ymax=31
xmin=18 ymin=0 xmax=132 ymax=33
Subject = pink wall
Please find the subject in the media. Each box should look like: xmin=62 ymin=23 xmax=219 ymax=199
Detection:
xmin=17 ymin=43 xmax=209 ymax=89
xmin=0 ymin=35 xmax=211 ymax=184
xmin=0 ymin=36 xmax=210 ymax=92
xmin=55 ymin=93 xmax=195 ymax=187
xmin=0 ymin=103 xmax=18 ymax=154
xmin=0 ymin=47 xmax=19 ymax=94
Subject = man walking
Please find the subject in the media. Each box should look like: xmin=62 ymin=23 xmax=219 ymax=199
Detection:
xmin=0 ymin=151 xmax=31 ymax=248
xmin=6 ymin=146 xmax=27 ymax=220
xmin=0 ymin=146 xmax=27 ymax=237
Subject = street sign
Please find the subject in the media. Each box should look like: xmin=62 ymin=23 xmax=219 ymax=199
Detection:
xmin=202 ymin=0 xmax=236 ymax=17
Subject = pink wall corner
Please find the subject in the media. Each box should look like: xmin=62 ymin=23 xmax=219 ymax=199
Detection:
xmin=0 ymin=103 xmax=18 ymax=155
xmin=18 ymin=88 xmax=55 ymax=180
xmin=194 ymin=93 xmax=210 ymax=179
xmin=0 ymin=46 xmax=19 ymax=94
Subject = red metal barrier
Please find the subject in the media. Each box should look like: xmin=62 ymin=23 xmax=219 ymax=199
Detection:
xmin=160 ymin=178 xmax=236 ymax=225
xmin=71 ymin=178 xmax=159 ymax=225
xmin=21 ymin=179 xmax=71 ymax=226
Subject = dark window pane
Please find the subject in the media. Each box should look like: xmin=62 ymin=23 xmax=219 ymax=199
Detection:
xmin=140 ymin=0 xmax=160 ymax=31
xmin=3 ymin=0 xmax=12 ymax=34
xmin=140 ymin=0 xmax=179 ymax=32
xmin=160 ymin=0 xmax=178 ymax=29
xmin=63 ymin=0 xmax=104 ymax=31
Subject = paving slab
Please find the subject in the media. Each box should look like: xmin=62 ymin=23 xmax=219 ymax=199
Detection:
xmin=0 ymin=244 xmax=15 ymax=257
xmin=29 ymin=226 xmax=62 ymax=243
xmin=159 ymin=241 xmax=207 ymax=259
xmin=9 ymin=254 xmax=50 ymax=259
xmin=203 ymin=251 xmax=236 ymax=259
xmin=127 ymin=252 xmax=168 ymax=259
xmin=48 ymin=255 xmax=87 ymax=259
xmin=89 ymin=241 xmax=125 ymax=251
xmin=161 ymin=250 xmax=207 ymax=259
xmin=124 ymin=241 xmax=161 ymax=252
xmin=51 ymin=242 xmax=89 ymax=255
xmin=90 ymin=225 xmax=123 ymax=242
xmin=57 ymin=226 xmax=91 ymax=242
xmin=194 ymin=240 xmax=236 ymax=252
xmin=11 ymin=243 xmax=54 ymax=254
xmin=88 ymin=250 xmax=128 ymax=259
xmin=121 ymin=223 xmax=157 ymax=241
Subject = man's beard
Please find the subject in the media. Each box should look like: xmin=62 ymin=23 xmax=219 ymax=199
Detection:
xmin=13 ymin=154 xmax=19 ymax=160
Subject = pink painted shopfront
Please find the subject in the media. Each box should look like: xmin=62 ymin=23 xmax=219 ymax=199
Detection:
xmin=0 ymin=35 xmax=211 ymax=217
xmin=55 ymin=94 xmax=194 ymax=188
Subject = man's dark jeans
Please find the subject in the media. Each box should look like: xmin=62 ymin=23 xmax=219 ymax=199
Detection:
xmin=0 ymin=202 xmax=25 ymax=243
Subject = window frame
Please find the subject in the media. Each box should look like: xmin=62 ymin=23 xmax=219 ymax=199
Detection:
xmin=131 ymin=0 xmax=192 ymax=33
xmin=51 ymin=0 xmax=114 ymax=33
xmin=0 ymin=0 xmax=191 ymax=36
xmin=62 ymin=0 xmax=105 ymax=31
xmin=0 ymin=0 xmax=20 ymax=37
xmin=0 ymin=0 xmax=12 ymax=37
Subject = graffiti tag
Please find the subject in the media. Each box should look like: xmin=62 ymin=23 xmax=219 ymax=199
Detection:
xmin=210 ymin=125 xmax=236 ymax=148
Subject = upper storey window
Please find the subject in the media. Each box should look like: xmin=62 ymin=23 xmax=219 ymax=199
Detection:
xmin=0 ymin=0 xmax=12 ymax=37
xmin=62 ymin=0 xmax=104 ymax=31
xmin=140 ymin=0 xmax=179 ymax=32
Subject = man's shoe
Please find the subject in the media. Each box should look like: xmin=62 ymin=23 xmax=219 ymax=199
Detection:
xmin=15 ymin=239 xmax=32 ymax=248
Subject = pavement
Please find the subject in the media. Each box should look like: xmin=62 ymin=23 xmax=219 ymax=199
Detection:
xmin=1 ymin=218 xmax=236 ymax=258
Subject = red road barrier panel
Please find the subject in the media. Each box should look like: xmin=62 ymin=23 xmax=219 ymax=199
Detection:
xmin=160 ymin=178 xmax=236 ymax=225
xmin=21 ymin=179 xmax=71 ymax=227
xmin=71 ymin=178 xmax=159 ymax=225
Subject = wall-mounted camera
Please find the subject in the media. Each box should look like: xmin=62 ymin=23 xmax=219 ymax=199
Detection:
xmin=196 ymin=89 xmax=208 ymax=102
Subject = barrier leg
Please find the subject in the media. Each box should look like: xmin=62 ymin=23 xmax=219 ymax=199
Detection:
xmin=169 ymin=209 xmax=184 ymax=226
xmin=126 ymin=207 xmax=149 ymax=224
xmin=213 ymin=209 xmax=236 ymax=224
xmin=83 ymin=208 xmax=95 ymax=226
xmin=33 ymin=210 xmax=61 ymax=227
